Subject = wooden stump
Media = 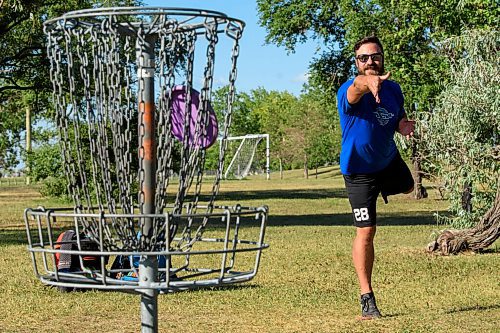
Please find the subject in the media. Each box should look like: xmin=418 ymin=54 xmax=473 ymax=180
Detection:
xmin=427 ymin=186 xmax=500 ymax=255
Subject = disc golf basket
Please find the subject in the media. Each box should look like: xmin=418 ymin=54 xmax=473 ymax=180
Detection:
xmin=23 ymin=7 xmax=268 ymax=333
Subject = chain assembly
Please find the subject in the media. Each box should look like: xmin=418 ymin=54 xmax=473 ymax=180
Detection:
xmin=44 ymin=9 xmax=246 ymax=252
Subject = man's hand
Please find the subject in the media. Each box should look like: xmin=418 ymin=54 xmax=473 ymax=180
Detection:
xmin=397 ymin=117 xmax=415 ymax=139
xmin=348 ymin=72 xmax=391 ymax=104
xmin=368 ymin=72 xmax=390 ymax=104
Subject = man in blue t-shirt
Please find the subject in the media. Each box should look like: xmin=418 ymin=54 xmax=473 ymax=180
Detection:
xmin=337 ymin=36 xmax=415 ymax=320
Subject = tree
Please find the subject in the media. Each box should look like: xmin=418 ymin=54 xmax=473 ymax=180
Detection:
xmin=299 ymin=85 xmax=341 ymax=173
xmin=424 ymin=29 xmax=499 ymax=254
xmin=0 ymin=91 xmax=24 ymax=174
xmin=0 ymin=0 xmax=140 ymax=176
xmin=211 ymin=86 xmax=262 ymax=138
xmin=0 ymin=0 xmax=50 ymax=174
xmin=1 ymin=1 xmax=141 ymax=96
xmin=256 ymin=0 xmax=499 ymax=197
xmin=212 ymin=85 xmax=341 ymax=178
xmin=250 ymin=89 xmax=299 ymax=177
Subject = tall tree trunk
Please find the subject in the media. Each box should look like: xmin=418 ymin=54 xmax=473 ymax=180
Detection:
xmin=427 ymin=181 xmax=500 ymax=255
xmin=411 ymin=139 xmax=427 ymax=199
xmin=303 ymin=154 xmax=308 ymax=179
xmin=462 ymin=181 xmax=473 ymax=213
xmin=279 ymin=158 xmax=283 ymax=180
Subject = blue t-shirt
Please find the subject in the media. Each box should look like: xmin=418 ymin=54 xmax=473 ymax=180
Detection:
xmin=337 ymin=79 xmax=405 ymax=175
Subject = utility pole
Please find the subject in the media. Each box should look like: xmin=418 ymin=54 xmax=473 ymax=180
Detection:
xmin=26 ymin=106 xmax=31 ymax=185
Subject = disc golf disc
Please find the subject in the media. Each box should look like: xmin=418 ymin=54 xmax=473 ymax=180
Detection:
xmin=170 ymin=85 xmax=218 ymax=148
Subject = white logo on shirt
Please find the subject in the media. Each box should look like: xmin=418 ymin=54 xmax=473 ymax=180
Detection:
xmin=374 ymin=107 xmax=394 ymax=126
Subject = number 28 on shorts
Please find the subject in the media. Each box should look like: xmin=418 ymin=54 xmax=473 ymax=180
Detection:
xmin=353 ymin=208 xmax=370 ymax=222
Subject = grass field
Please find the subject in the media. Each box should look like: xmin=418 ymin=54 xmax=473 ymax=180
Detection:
xmin=0 ymin=166 xmax=499 ymax=333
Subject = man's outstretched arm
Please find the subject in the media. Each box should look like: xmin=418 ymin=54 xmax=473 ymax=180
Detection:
xmin=347 ymin=72 xmax=391 ymax=104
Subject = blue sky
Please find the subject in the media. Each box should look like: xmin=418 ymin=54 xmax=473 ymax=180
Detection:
xmin=144 ymin=0 xmax=320 ymax=95
xmin=14 ymin=1 xmax=320 ymax=172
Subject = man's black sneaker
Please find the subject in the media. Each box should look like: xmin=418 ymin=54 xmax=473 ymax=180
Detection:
xmin=360 ymin=292 xmax=382 ymax=320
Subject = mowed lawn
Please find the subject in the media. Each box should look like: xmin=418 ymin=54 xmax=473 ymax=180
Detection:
xmin=0 ymin=166 xmax=498 ymax=333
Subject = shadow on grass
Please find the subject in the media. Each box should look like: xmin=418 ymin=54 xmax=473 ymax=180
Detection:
xmin=268 ymin=211 xmax=440 ymax=227
xmin=367 ymin=302 xmax=500 ymax=319
xmin=309 ymin=168 xmax=343 ymax=178
xmin=0 ymin=211 xmax=439 ymax=246
xmin=198 ymin=188 xmax=348 ymax=201
xmin=444 ymin=303 xmax=500 ymax=314
xmin=0 ymin=229 xmax=29 ymax=246
xmin=196 ymin=283 xmax=261 ymax=293
xmin=477 ymin=247 xmax=500 ymax=254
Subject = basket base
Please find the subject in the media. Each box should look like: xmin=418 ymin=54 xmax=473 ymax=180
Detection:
xmin=24 ymin=204 xmax=268 ymax=293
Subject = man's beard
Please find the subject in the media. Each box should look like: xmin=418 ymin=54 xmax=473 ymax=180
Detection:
xmin=359 ymin=63 xmax=384 ymax=76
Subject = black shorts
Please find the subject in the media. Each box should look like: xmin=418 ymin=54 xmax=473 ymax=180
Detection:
xmin=343 ymin=153 xmax=414 ymax=227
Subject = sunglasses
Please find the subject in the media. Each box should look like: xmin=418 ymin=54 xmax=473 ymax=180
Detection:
xmin=356 ymin=53 xmax=383 ymax=63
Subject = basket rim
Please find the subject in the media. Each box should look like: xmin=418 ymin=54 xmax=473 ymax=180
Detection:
xmin=44 ymin=6 xmax=245 ymax=28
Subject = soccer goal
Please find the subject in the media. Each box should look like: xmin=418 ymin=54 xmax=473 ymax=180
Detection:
xmin=223 ymin=134 xmax=270 ymax=180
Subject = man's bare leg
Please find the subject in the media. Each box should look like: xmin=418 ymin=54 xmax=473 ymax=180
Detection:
xmin=353 ymin=225 xmax=381 ymax=319
xmin=352 ymin=225 xmax=376 ymax=294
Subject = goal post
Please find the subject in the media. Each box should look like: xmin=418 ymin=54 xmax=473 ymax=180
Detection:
xmin=223 ymin=134 xmax=270 ymax=180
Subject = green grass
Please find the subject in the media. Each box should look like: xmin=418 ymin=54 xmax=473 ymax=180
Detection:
xmin=0 ymin=166 xmax=499 ymax=333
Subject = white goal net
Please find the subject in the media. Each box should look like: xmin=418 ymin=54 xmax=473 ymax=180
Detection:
xmin=223 ymin=134 xmax=270 ymax=180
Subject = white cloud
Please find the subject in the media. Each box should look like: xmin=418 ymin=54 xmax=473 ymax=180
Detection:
xmin=291 ymin=72 xmax=310 ymax=83
xmin=197 ymin=75 xmax=228 ymax=88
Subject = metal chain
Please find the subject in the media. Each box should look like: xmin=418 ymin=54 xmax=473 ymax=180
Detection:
xmin=46 ymin=13 xmax=244 ymax=251
xmin=154 ymin=19 xmax=184 ymax=249
xmin=95 ymin=19 xmax=117 ymax=216
xmin=72 ymin=24 xmax=100 ymax=240
xmin=176 ymin=18 xmax=219 ymax=250
xmin=172 ymin=29 xmax=196 ymax=215
xmin=122 ymin=34 xmax=137 ymax=243
xmin=211 ymin=24 xmax=242 ymax=201
xmin=104 ymin=16 xmax=136 ymax=247
xmin=155 ymin=19 xmax=179 ymax=212
xmin=74 ymin=25 xmax=96 ymax=215
xmin=191 ymin=23 xmax=243 ymax=245
xmin=49 ymin=23 xmax=82 ymax=211
xmin=190 ymin=17 xmax=219 ymax=207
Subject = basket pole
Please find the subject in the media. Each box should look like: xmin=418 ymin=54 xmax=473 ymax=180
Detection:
xmin=138 ymin=34 xmax=158 ymax=333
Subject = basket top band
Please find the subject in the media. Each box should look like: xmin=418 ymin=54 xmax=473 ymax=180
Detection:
xmin=44 ymin=6 xmax=245 ymax=35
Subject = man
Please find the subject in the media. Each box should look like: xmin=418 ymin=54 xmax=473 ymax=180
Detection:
xmin=336 ymin=36 xmax=415 ymax=319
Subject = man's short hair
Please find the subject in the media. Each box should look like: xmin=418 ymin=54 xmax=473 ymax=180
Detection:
xmin=354 ymin=36 xmax=384 ymax=54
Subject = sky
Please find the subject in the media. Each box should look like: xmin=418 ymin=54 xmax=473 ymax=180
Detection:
xmin=13 ymin=1 xmax=319 ymax=173
xmin=144 ymin=0 xmax=321 ymax=95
